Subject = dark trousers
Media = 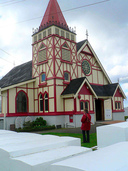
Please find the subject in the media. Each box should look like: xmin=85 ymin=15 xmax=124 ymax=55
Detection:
xmin=82 ymin=130 xmax=90 ymax=143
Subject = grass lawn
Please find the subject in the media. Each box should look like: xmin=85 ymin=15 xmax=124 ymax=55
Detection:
xmin=41 ymin=132 xmax=97 ymax=148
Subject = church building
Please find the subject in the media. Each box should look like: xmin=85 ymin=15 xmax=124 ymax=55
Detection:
xmin=0 ymin=0 xmax=126 ymax=130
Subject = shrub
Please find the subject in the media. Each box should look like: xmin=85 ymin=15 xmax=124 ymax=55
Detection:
xmin=124 ymin=116 xmax=128 ymax=121
xmin=32 ymin=117 xmax=47 ymax=127
xmin=15 ymin=117 xmax=55 ymax=132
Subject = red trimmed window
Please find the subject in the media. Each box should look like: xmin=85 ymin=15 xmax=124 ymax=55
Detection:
xmin=64 ymin=72 xmax=70 ymax=82
xmin=16 ymin=91 xmax=28 ymax=113
xmin=115 ymin=101 xmax=121 ymax=110
xmin=80 ymin=100 xmax=89 ymax=111
xmin=38 ymin=43 xmax=47 ymax=63
xmin=44 ymin=93 xmax=48 ymax=112
xmin=62 ymin=43 xmax=71 ymax=62
xmin=39 ymin=93 xmax=49 ymax=112
xmin=40 ymin=73 xmax=46 ymax=82
xmin=39 ymin=94 xmax=43 ymax=112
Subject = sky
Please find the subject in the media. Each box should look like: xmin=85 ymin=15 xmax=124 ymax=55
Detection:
xmin=0 ymin=0 xmax=128 ymax=106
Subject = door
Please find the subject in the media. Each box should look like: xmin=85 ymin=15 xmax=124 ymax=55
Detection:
xmin=95 ymin=99 xmax=104 ymax=121
xmin=104 ymin=99 xmax=112 ymax=120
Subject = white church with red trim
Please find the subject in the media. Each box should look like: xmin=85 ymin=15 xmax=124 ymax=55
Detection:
xmin=0 ymin=0 xmax=126 ymax=130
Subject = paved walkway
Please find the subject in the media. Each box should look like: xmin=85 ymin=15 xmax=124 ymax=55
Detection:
xmin=34 ymin=121 xmax=125 ymax=134
xmin=34 ymin=123 xmax=103 ymax=134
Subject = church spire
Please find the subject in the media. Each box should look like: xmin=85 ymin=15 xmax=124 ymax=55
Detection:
xmin=39 ymin=0 xmax=69 ymax=31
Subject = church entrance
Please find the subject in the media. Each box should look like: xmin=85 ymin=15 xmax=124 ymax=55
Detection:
xmin=95 ymin=99 xmax=104 ymax=121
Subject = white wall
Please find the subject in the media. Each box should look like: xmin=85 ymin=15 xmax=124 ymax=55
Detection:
xmin=112 ymin=112 xmax=125 ymax=121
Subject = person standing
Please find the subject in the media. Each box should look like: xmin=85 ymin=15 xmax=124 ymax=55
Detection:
xmin=81 ymin=108 xmax=91 ymax=143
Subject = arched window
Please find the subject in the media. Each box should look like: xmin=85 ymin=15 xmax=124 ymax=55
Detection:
xmin=39 ymin=94 xmax=43 ymax=112
xmin=44 ymin=93 xmax=48 ymax=112
xmin=39 ymin=92 xmax=49 ymax=112
xmin=80 ymin=101 xmax=89 ymax=111
xmin=16 ymin=91 xmax=27 ymax=113
xmin=64 ymin=72 xmax=70 ymax=82
xmin=115 ymin=101 xmax=121 ymax=110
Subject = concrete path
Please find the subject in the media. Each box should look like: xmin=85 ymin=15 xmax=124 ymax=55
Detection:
xmin=34 ymin=121 xmax=125 ymax=134
xmin=34 ymin=123 xmax=103 ymax=134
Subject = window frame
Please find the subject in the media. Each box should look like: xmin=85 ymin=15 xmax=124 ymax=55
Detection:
xmin=81 ymin=59 xmax=92 ymax=76
xmin=38 ymin=43 xmax=47 ymax=64
xmin=61 ymin=43 xmax=72 ymax=64
xmin=115 ymin=101 xmax=121 ymax=110
xmin=39 ymin=92 xmax=49 ymax=113
xmin=40 ymin=73 xmax=46 ymax=82
xmin=39 ymin=72 xmax=47 ymax=87
xmin=16 ymin=91 xmax=28 ymax=113
xmin=39 ymin=94 xmax=43 ymax=112
xmin=64 ymin=71 xmax=70 ymax=83
xmin=80 ymin=100 xmax=90 ymax=111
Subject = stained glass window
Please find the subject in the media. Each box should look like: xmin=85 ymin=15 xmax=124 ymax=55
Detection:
xmin=82 ymin=60 xmax=91 ymax=75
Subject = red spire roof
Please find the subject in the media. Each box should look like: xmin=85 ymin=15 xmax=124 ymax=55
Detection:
xmin=40 ymin=0 xmax=68 ymax=30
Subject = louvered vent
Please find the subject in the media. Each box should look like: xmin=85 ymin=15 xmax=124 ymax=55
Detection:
xmin=43 ymin=31 xmax=46 ymax=38
xmin=62 ymin=49 xmax=70 ymax=61
xmin=38 ymin=49 xmax=46 ymax=62
xmin=55 ymin=28 xmax=59 ymax=35
xmin=66 ymin=32 xmax=69 ymax=39
xmin=71 ymin=35 xmax=74 ymax=41
xmin=34 ymin=36 xmax=37 ymax=42
xmin=38 ymin=33 xmax=42 ymax=40
xmin=61 ymin=30 xmax=64 ymax=37
xmin=48 ymin=28 xmax=51 ymax=35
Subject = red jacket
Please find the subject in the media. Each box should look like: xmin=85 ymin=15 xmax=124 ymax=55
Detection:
xmin=81 ymin=113 xmax=91 ymax=131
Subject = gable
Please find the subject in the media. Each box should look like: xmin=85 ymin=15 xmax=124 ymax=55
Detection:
xmin=82 ymin=45 xmax=92 ymax=54
xmin=77 ymin=40 xmax=112 ymax=85
xmin=79 ymin=83 xmax=93 ymax=95
xmin=61 ymin=77 xmax=85 ymax=96
xmin=115 ymin=88 xmax=123 ymax=98
xmin=61 ymin=77 xmax=97 ymax=99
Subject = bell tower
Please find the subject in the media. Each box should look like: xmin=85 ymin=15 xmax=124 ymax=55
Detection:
xmin=32 ymin=0 xmax=77 ymax=113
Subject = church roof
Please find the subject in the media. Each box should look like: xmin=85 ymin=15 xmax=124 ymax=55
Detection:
xmin=91 ymin=83 xmax=118 ymax=97
xmin=39 ymin=0 xmax=68 ymax=30
xmin=61 ymin=77 xmax=86 ymax=95
xmin=0 ymin=61 xmax=32 ymax=88
xmin=61 ymin=77 xmax=125 ymax=99
xmin=61 ymin=77 xmax=97 ymax=98
xmin=77 ymin=40 xmax=87 ymax=51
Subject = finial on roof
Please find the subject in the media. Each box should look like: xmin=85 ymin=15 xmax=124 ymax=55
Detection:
xmin=86 ymin=29 xmax=89 ymax=40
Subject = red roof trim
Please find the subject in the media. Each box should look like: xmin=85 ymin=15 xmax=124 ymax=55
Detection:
xmin=40 ymin=0 xmax=68 ymax=28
